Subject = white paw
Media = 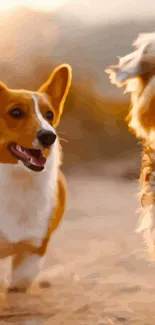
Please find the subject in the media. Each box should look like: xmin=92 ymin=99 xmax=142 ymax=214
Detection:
xmin=7 ymin=278 xmax=31 ymax=293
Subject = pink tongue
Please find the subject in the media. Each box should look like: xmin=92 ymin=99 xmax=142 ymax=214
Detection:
xmin=31 ymin=156 xmax=46 ymax=167
xmin=23 ymin=149 xmax=46 ymax=167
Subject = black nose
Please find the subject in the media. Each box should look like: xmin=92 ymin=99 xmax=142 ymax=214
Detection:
xmin=37 ymin=130 xmax=56 ymax=147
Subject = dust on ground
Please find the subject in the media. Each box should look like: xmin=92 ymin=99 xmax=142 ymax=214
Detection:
xmin=0 ymin=162 xmax=154 ymax=325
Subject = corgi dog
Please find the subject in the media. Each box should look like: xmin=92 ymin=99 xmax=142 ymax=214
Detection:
xmin=0 ymin=63 xmax=72 ymax=291
xmin=106 ymin=32 xmax=155 ymax=260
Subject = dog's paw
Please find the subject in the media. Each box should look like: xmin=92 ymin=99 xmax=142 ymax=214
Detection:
xmin=7 ymin=280 xmax=30 ymax=293
xmin=7 ymin=286 xmax=27 ymax=293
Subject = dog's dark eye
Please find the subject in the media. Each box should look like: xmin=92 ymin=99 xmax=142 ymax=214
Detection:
xmin=46 ymin=110 xmax=54 ymax=121
xmin=9 ymin=108 xmax=25 ymax=119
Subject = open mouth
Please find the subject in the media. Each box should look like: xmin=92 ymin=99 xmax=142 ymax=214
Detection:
xmin=8 ymin=143 xmax=47 ymax=172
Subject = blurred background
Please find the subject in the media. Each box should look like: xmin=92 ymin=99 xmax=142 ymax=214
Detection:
xmin=1 ymin=2 xmax=155 ymax=324
xmin=0 ymin=0 xmax=151 ymax=178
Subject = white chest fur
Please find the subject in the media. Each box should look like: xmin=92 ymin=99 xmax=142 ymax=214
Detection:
xmin=0 ymin=140 xmax=60 ymax=246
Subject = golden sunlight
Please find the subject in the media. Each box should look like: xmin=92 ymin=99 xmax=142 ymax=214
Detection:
xmin=0 ymin=0 xmax=70 ymax=12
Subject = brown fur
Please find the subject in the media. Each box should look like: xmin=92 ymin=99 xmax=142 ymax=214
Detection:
xmin=7 ymin=169 xmax=67 ymax=291
xmin=38 ymin=169 xmax=67 ymax=256
xmin=0 ymin=64 xmax=72 ymax=290
xmin=106 ymin=32 xmax=155 ymax=259
xmin=0 ymin=64 xmax=71 ymax=164
xmin=6 ymin=169 xmax=67 ymax=256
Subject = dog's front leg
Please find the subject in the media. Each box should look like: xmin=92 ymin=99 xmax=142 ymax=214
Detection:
xmin=8 ymin=252 xmax=43 ymax=293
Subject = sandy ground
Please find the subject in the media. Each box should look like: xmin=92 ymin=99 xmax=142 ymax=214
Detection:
xmin=0 ymin=168 xmax=155 ymax=324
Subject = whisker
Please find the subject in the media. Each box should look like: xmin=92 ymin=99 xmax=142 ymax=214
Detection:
xmin=59 ymin=137 xmax=68 ymax=143
xmin=57 ymin=131 xmax=66 ymax=135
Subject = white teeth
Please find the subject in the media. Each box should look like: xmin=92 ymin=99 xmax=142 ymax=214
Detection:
xmin=16 ymin=145 xmax=23 ymax=153
xmin=30 ymin=157 xmax=34 ymax=164
xmin=30 ymin=157 xmax=36 ymax=166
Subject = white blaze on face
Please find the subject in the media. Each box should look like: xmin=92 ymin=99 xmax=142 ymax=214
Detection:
xmin=32 ymin=94 xmax=55 ymax=133
xmin=31 ymin=94 xmax=56 ymax=149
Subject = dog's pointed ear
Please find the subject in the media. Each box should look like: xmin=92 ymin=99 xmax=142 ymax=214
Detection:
xmin=0 ymin=82 xmax=8 ymax=91
xmin=38 ymin=64 xmax=72 ymax=116
xmin=105 ymin=38 xmax=155 ymax=90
